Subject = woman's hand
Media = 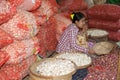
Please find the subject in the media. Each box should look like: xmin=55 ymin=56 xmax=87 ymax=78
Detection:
xmin=88 ymin=48 xmax=95 ymax=54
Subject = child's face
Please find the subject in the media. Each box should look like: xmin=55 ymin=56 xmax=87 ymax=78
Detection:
xmin=75 ymin=18 xmax=87 ymax=29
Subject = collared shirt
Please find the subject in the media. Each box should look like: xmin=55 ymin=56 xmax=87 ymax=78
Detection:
xmin=56 ymin=23 xmax=93 ymax=53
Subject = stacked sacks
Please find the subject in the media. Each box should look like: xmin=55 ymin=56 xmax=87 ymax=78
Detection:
xmin=57 ymin=0 xmax=88 ymax=12
xmin=0 ymin=9 xmax=40 ymax=79
xmin=54 ymin=12 xmax=72 ymax=41
xmin=37 ymin=17 xmax=58 ymax=57
xmin=87 ymin=4 xmax=120 ymax=41
xmin=0 ymin=55 xmax=36 ymax=80
xmin=31 ymin=0 xmax=59 ymax=26
xmin=8 ymin=0 xmax=42 ymax=11
xmin=0 ymin=0 xmax=16 ymax=25
xmin=0 ymin=9 xmax=38 ymax=40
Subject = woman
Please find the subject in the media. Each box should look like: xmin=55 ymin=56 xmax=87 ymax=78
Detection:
xmin=56 ymin=12 xmax=94 ymax=54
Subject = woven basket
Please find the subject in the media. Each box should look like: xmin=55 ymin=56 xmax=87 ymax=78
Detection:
xmin=93 ymin=41 xmax=114 ymax=55
xmin=93 ymin=0 xmax=106 ymax=4
xmin=87 ymin=29 xmax=108 ymax=42
xmin=29 ymin=58 xmax=76 ymax=80
xmin=54 ymin=53 xmax=92 ymax=70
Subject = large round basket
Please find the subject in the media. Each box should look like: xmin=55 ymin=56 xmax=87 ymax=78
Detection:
xmin=29 ymin=58 xmax=76 ymax=80
xmin=93 ymin=41 xmax=115 ymax=55
xmin=87 ymin=28 xmax=108 ymax=42
xmin=54 ymin=53 xmax=92 ymax=70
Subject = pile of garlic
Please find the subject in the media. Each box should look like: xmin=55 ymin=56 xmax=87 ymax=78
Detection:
xmin=87 ymin=29 xmax=108 ymax=37
xmin=36 ymin=58 xmax=76 ymax=76
xmin=55 ymin=52 xmax=91 ymax=67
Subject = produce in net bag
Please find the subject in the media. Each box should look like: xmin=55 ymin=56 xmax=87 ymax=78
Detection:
xmin=8 ymin=0 xmax=42 ymax=11
xmin=0 ymin=29 xmax=13 ymax=49
xmin=87 ymin=4 xmax=120 ymax=21
xmin=0 ymin=9 xmax=38 ymax=40
xmin=37 ymin=17 xmax=58 ymax=57
xmin=58 ymin=0 xmax=88 ymax=12
xmin=0 ymin=55 xmax=36 ymax=80
xmin=108 ymin=31 xmax=120 ymax=41
xmin=18 ymin=0 xmax=42 ymax=11
xmin=31 ymin=0 xmax=59 ymax=25
xmin=0 ymin=51 xmax=9 ymax=67
xmin=54 ymin=13 xmax=72 ymax=40
xmin=1 ymin=37 xmax=40 ymax=64
xmin=0 ymin=0 xmax=16 ymax=25
xmin=88 ymin=19 xmax=120 ymax=31
xmin=55 ymin=52 xmax=92 ymax=69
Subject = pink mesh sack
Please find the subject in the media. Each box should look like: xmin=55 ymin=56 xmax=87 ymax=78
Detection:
xmin=88 ymin=19 xmax=120 ymax=31
xmin=58 ymin=0 xmax=88 ymax=12
xmin=54 ymin=13 xmax=72 ymax=41
xmin=0 ymin=51 xmax=9 ymax=67
xmin=87 ymin=4 xmax=120 ymax=21
xmin=0 ymin=1 xmax=16 ymax=25
xmin=1 ymin=37 xmax=40 ymax=64
xmin=0 ymin=55 xmax=36 ymax=80
xmin=108 ymin=31 xmax=120 ymax=41
xmin=8 ymin=0 xmax=42 ymax=11
xmin=0 ymin=29 xmax=13 ymax=49
xmin=32 ymin=0 xmax=59 ymax=25
xmin=0 ymin=9 xmax=38 ymax=40
xmin=37 ymin=17 xmax=58 ymax=57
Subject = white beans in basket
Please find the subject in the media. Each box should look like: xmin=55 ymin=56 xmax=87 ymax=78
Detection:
xmin=55 ymin=53 xmax=92 ymax=67
xmin=87 ymin=29 xmax=108 ymax=37
xmin=36 ymin=58 xmax=76 ymax=76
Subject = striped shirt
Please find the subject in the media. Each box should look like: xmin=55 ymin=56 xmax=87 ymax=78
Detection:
xmin=56 ymin=24 xmax=93 ymax=53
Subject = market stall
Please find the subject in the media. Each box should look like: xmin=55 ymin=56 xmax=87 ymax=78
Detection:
xmin=0 ymin=0 xmax=120 ymax=80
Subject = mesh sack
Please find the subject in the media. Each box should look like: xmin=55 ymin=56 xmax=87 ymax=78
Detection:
xmin=108 ymin=31 xmax=120 ymax=41
xmin=31 ymin=0 xmax=59 ymax=25
xmin=1 ymin=37 xmax=40 ymax=64
xmin=58 ymin=0 xmax=88 ymax=12
xmin=0 ymin=9 xmax=38 ymax=40
xmin=88 ymin=19 xmax=120 ymax=31
xmin=37 ymin=17 xmax=58 ymax=57
xmin=0 ymin=1 xmax=16 ymax=25
xmin=87 ymin=4 xmax=120 ymax=21
xmin=0 ymin=55 xmax=36 ymax=80
xmin=0 ymin=51 xmax=9 ymax=67
xmin=17 ymin=0 xmax=42 ymax=11
xmin=8 ymin=0 xmax=23 ymax=7
xmin=54 ymin=13 xmax=72 ymax=41
xmin=84 ymin=52 xmax=118 ymax=80
xmin=0 ymin=29 xmax=13 ymax=49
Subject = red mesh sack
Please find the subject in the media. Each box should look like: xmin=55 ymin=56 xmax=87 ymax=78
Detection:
xmin=88 ymin=19 xmax=120 ymax=31
xmin=8 ymin=0 xmax=42 ymax=11
xmin=18 ymin=0 xmax=42 ymax=11
xmin=84 ymin=52 xmax=118 ymax=80
xmin=58 ymin=0 xmax=88 ymax=12
xmin=31 ymin=0 xmax=59 ymax=25
xmin=54 ymin=13 xmax=72 ymax=40
xmin=0 ymin=70 xmax=9 ymax=80
xmin=1 ymin=37 xmax=40 ymax=64
xmin=0 ymin=1 xmax=16 ymax=25
xmin=0 ymin=55 xmax=36 ymax=80
xmin=0 ymin=9 xmax=38 ymax=40
xmin=37 ymin=17 xmax=58 ymax=57
xmin=0 ymin=29 xmax=13 ymax=49
xmin=0 ymin=51 xmax=9 ymax=68
xmin=87 ymin=4 xmax=120 ymax=21
xmin=108 ymin=31 xmax=120 ymax=41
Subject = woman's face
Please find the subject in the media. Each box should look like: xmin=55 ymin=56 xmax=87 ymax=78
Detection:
xmin=75 ymin=18 xmax=87 ymax=29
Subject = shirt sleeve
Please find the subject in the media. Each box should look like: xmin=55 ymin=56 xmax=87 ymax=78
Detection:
xmin=69 ymin=28 xmax=88 ymax=53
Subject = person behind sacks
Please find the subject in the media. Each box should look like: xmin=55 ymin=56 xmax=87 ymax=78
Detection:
xmin=56 ymin=12 xmax=94 ymax=54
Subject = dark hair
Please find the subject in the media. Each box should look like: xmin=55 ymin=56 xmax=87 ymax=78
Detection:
xmin=71 ymin=12 xmax=85 ymax=23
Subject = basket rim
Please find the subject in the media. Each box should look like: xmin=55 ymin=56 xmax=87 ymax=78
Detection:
xmin=54 ymin=53 xmax=92 ymax=69
xmin=87 ymin=28 xmax=109 ymax=38
xmin=30 ymin=58 xmax=77 ymax=79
